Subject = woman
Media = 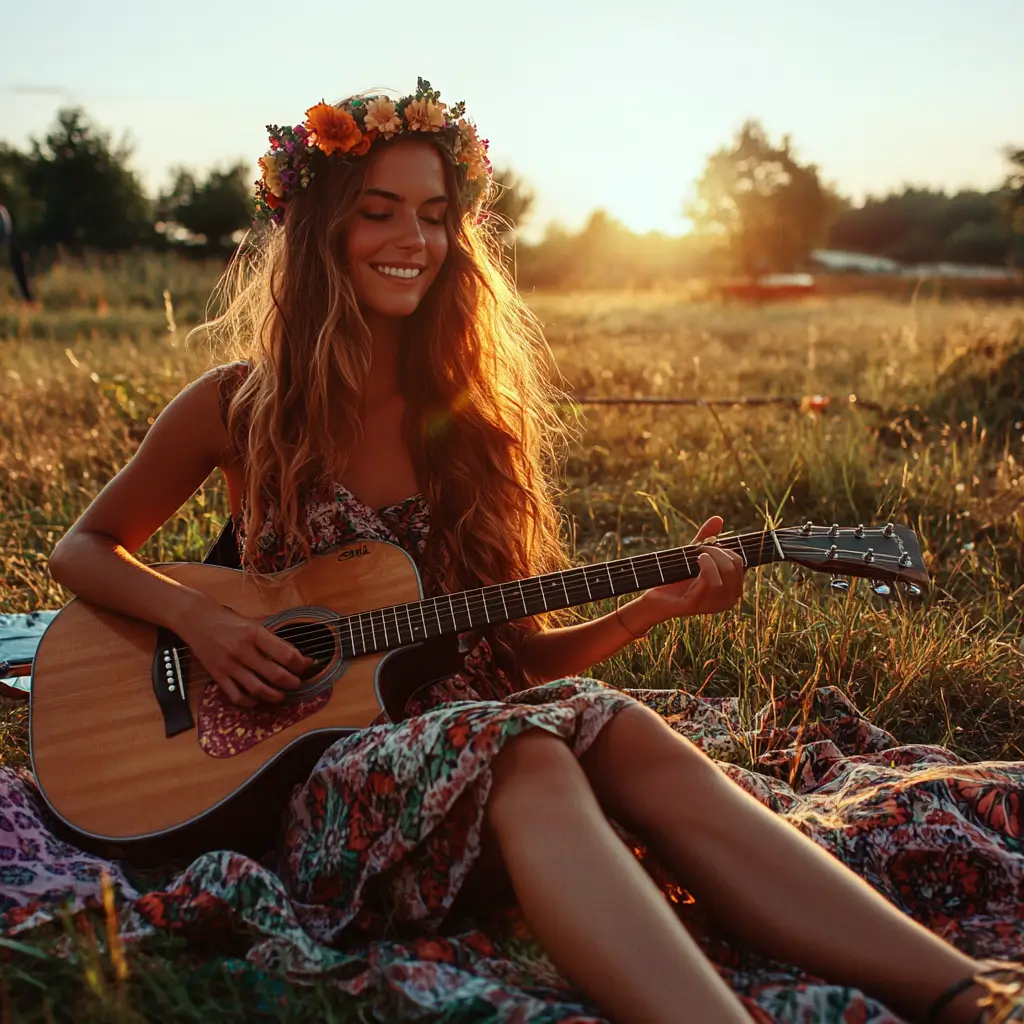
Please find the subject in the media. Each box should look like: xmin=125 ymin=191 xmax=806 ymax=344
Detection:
xmin=43 ymin=81 xmax=1020 ymax=1022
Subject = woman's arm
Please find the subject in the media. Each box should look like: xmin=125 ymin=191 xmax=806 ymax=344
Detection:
xmin=518 ymin=517 xmax=744 ymax=684
xmin=48 ymin=370 xmax=309 ymax=705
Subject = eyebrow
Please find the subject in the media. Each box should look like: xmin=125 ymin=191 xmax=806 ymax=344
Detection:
xmin=363 ymin=188 xmax=448 ymax=206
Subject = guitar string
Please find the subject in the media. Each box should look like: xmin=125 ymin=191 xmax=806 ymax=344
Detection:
xmin=165 ymin=538 xmax=915 ymax=681
xmin=160 ymin=546 xmax=916 ymax=692
xmin=162 ymin=531 xmax=892 ymax=674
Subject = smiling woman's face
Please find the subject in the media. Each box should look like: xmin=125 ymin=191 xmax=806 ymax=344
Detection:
xmin=345 ymin=140 xmax=450 ymax=319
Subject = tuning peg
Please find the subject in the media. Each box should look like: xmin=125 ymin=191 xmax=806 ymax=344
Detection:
xmin=829 ymin=576 xmax=850 ymax=593
xmin=900 ymin=582 xmax=923 ymax=597
xmin=870 ymin=580 xmax=892 ymax=598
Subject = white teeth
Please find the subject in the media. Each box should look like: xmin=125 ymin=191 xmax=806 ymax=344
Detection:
xmin=374 ymin=265 xmax=422 ymax=279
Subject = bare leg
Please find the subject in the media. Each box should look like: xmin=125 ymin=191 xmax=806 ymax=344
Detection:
xmin=579 ymin=704 xmax=987 ymax=1024
xmin=486 ymin=728 xmax=751 ymax=1024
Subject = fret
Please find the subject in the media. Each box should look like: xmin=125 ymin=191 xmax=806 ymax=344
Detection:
xmin=539 ymin=577 xmax=548 ymax=611
xmin=379 ymin=607 xmax=389 ymax=647
xmin=605 ymin=562 xmax=615 ymax=596
xmin=447 ymin=594 xmax=458 ymax=631
xmin=431 ymin=598 xmax=443 ymax=636
xmin=358 ymin=613 xmax=368 ymax=653
xmin=681 ymin=546 xmax=692 ymax=576
xmin=581 ymin=565 xmax=593 ymax=600
xmin=477 ymin=589 xmax=490 ymax=624
xmin=391 ymin=605 xmax=402 ymax=645
xmin=404 ymin=604 xmax=415 ymax=642
xmin=517 ymin=578 xmax=529 ymax=618
xmin=498 ymin=585 xmax=509 ymax=620
xmin=347 ymin=616 xmax=356 ymax=658
xmin=559 ymin=572 xmax=570 ymax=605
xmin=654 ymin=551 xmax=666 ymax=584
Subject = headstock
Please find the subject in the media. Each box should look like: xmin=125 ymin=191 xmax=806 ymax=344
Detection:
xmin=776 ymin=522 xmax=929 ymax=592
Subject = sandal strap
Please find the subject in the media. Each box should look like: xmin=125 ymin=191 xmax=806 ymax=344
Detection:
xmin=925 ymin=960 xmax=1024 ymax=1024
xmin=925 ymin=975 xmax=982 ymax=1024
xmin=973 ymin=959 xmax=1024 ymax=1023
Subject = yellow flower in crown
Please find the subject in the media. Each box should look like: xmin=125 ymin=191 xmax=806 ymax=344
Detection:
xmin=258 ymin=154 xmax=285 ymax=198
xmin=404 ymin=97 xmax=446 ymax=132
xmin=458 ymin=121 xmax=487 ymax=180
xmin=364 ymin=96 xmax=401 ymax=137
xmin=303 ymin=102 xmax=364 ymax=156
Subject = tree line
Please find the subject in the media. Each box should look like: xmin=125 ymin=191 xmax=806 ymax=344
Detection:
xmin=1 ymin=107 xmax=1022 ymax=280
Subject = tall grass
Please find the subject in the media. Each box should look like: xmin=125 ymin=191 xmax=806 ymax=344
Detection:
xmin=1 ymin=256 xmax=1022 ymax=1018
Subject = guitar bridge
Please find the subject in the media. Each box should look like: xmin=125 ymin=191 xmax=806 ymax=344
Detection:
xmin=152 ymin=628 xmax=195 ymax=737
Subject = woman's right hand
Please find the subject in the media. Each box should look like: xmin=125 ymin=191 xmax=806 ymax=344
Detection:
xmin=175 ymin=595 xmax=314 ymax=708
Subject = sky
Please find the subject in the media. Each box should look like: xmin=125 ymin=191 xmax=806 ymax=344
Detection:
xmin=2 ymin=0 xmax=1022 ymax=240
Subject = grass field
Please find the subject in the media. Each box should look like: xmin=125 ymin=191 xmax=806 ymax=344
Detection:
xmin=1 ymin=255 xmax=1023 ymax=1019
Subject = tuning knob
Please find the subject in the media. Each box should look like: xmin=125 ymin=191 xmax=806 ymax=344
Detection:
xmin=900 ymin=582 xmax=923 ymax=597
xmin=871 ymin=580 xmax=892 ymax=597
xmin=830 ymin=576 xmax=850 ymax=593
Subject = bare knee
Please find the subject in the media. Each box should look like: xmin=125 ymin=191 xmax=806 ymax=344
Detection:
xmin=487 ymin=729 xmax=587 ymax=831
xmin=581 ymin=704 xmax=724 ymax=826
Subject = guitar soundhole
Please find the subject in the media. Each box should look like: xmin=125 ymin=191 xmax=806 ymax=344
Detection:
xmin=269 ymin=616 xmax=347 ymax=703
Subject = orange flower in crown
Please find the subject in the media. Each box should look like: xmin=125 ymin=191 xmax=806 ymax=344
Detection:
xmin=303 ymin=103 xmax=364 ymax=156
xmin=253 ymin=78 xmax=493 ymax=225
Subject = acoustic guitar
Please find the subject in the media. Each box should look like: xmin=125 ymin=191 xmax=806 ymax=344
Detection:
xmin=29 ymin=521 xmax=927 ymax=861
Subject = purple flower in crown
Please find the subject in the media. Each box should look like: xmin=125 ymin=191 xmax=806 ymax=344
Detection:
xmin=280 ymin=168 xmax=299 ymax=187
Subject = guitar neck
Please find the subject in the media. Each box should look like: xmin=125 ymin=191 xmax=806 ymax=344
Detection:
xmin=331 ymin=531 xmax=782 ymax=660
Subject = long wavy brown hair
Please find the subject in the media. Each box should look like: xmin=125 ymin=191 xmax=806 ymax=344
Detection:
xmin=196 ymin=110 xmax=570 ymax=674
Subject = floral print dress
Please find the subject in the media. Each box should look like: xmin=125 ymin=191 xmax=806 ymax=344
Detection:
xmin=0 ymin=363 xmax=1021 ymax=1022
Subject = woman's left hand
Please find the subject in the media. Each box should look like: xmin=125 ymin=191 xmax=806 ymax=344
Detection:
xmin=626 ymin=516 xmax=745 ymax=631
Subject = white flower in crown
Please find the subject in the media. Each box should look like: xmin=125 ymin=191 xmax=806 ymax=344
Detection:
xmin=363 ymin=96 xmax=401 ymax=137
xmin=259 ymin=154 xmax=285 ymax=198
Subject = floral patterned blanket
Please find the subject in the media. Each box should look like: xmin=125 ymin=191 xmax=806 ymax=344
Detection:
xmin=1 ymin=683 xmax=1021 ymax=1023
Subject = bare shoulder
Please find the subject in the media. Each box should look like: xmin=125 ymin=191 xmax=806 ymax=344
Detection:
xmin=156 ymin=366 xmax=236 ymax=462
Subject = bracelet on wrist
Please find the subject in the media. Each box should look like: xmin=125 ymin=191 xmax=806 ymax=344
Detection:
xmin=615 ymin=600 xmax=652 ymax=640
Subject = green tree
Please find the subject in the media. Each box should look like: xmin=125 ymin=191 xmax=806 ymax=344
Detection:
xmin=26 ymin=108 xmax=152 ymax=249
xmin=487 ymin=165 xmax=535 ymax=241
xmin=158 ymin=162 xmax=253 ymax=248
xmin=829 ymin=187 xmax=1011 ymax=265
xmin=687 ymin=120 xmax=841 ymax=275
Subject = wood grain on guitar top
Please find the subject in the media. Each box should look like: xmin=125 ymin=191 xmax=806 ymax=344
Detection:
xmin=30 ymin=540 xmax=420 ymax=842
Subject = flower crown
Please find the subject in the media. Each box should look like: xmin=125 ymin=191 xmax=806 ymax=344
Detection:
xmin=254 ymin=78 xmax=492 ymax=225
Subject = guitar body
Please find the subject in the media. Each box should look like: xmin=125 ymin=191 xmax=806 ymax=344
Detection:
xmin=30 ymin=540 xmax=461 ymax=862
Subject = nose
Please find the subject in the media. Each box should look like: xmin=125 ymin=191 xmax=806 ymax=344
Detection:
xmin=394 ymin=208 xmax=426 ymax=251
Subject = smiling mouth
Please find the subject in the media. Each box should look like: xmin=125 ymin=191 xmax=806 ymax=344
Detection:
xmin=372 ymin=264 xmax=424 ymax=280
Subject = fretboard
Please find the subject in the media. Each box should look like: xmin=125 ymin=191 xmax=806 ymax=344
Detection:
xmin=330 ymin=531 xmax=780 ymax=660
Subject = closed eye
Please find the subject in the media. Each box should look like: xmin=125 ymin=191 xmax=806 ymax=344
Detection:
xmin=360 ymin=211 xmax=445 ymax=225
